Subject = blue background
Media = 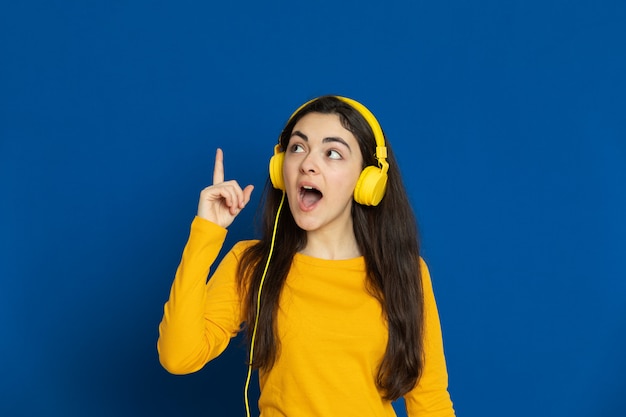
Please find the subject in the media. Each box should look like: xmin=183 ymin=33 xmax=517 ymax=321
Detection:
xmin=1 ymin=1 xmax=625 ymax=416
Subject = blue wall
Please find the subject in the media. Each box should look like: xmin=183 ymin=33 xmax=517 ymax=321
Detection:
xmin=1 ymin=1 xmax=624 ymax=416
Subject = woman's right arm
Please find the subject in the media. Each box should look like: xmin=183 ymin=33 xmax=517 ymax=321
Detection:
xmin=157 ymin=149 xmax=254 ymax=374
xmin=157 ymin=217 xmax=229 ymax=373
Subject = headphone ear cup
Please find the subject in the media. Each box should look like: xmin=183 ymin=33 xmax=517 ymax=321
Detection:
xmin=354 ymin=166 xmax=388 ymax=206
xmin=269 ymin=151 xmax=285 ymax=190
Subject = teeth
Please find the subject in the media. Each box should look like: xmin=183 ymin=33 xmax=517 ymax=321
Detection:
xmin=303 ymin=186 xmax=313 ymax=190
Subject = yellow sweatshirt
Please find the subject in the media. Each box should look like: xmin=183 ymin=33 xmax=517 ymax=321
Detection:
xmin=158 ymin=217 xmax=455 ymax=416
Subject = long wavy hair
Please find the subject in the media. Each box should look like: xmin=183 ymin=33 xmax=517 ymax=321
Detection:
xmin=237 ymin=95 xmax=424 ymax=401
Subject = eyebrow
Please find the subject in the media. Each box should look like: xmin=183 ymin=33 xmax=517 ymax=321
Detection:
xmin=290 ymin=131 xmax=352 ymax=152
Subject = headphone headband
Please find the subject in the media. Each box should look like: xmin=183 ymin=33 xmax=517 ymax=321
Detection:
xmin=334 ymin=96 xmax=386 ymax=157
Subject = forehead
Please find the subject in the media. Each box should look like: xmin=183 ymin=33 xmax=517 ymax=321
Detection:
xmin=291 ymin=112 xmax=355 ymax=139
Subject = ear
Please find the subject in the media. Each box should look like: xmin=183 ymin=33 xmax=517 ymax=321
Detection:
xmin=353 ymin=165 xmax=387 ymax=206
xmin=269 ymin=144 xmax=285 ymax=190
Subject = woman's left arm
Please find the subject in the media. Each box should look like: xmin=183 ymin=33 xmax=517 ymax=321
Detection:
xmin=403 ymin=258 xmax=455 ymax=416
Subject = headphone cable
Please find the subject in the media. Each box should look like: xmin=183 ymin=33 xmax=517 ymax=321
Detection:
xmin=244 ymin=191 xmax=285 ymax=417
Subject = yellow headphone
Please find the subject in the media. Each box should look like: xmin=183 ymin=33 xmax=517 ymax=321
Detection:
xmin=268 ymin=96 xmax=389 ymax=206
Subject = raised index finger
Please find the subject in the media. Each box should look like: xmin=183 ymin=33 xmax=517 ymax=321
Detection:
xmin=213 ymin=148 xmax=224 ymax=184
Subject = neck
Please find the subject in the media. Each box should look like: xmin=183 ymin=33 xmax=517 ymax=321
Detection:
xmin=300 ymin=229 xmax=361 ymax=260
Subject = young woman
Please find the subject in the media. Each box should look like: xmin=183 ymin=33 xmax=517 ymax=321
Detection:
xmin=158 ymin=95 xmax=455 ymax=416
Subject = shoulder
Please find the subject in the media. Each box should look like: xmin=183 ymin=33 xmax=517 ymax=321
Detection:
xmin=228 ymin=239 xmax=260 ymax=260
xmin=419 ymin=256 xmax=433 ymax=288
xmin=419 ymin=256 xmax=429 ymax=270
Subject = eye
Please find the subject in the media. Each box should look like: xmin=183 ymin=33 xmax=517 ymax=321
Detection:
xmin=327 ymin=149 xmax=342 ymax=160
xmin=290 ymin=143 xmax=305 ymax=153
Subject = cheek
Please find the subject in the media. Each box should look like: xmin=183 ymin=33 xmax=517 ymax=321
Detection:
xmin=281 ymin=158 xmax=295 ymax=182
xmin=347 ymin=165 xmax=364 ymax=186
xmin=335 ymin=168 xmax=362 ymax=197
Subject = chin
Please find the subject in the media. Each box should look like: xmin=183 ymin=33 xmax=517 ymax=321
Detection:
xmin=292 ymin=217 xmax=320 ymax=232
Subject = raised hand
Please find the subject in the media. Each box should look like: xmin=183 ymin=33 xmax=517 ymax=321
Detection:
xmin=197 ymin=148 xmax=254 ymax=229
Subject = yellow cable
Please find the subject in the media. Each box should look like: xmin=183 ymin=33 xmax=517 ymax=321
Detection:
xmin=244 ymin=191 xmax=285 ymax=417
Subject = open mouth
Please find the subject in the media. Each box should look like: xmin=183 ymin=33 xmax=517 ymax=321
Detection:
xmin=300 ymin=185 xmax=323 ymax=208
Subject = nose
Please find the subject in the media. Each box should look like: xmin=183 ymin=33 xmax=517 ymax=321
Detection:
xmin=299 ymin=152 xmax=320 ymax=174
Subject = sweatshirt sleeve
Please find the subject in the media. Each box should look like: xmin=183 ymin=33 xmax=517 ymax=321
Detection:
xmin=157 ymin=216 xmax=246 ymax=375
xmin=404 ymin=258 xmax=455 ymax=416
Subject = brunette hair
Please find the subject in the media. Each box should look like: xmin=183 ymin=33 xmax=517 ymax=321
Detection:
xmin=237 ymin=95 xmax=424 ymax=400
